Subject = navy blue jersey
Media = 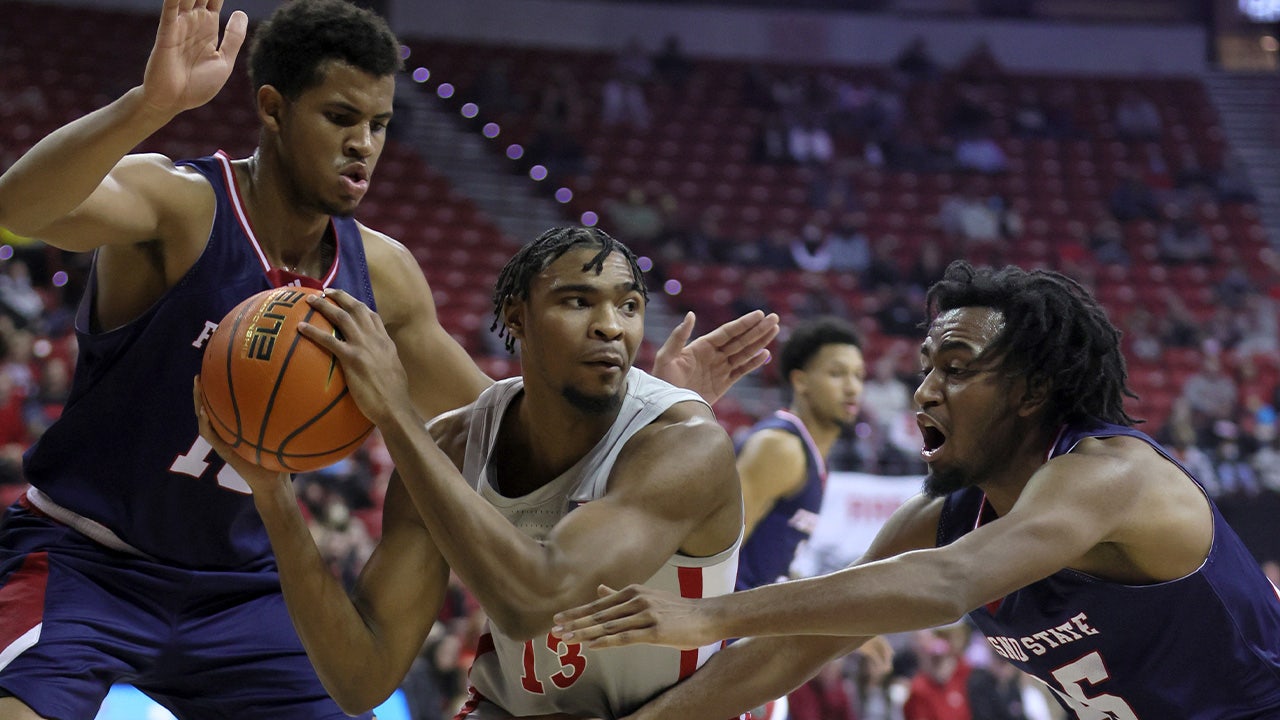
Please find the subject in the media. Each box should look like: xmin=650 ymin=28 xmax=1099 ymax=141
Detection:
xmin=938 ymin=419 xmax=1280 ymax=719
xmin=22 ymin=152 xmax=378 ymax=570
xmin=736 ymin=410 xmax=826 ymax=591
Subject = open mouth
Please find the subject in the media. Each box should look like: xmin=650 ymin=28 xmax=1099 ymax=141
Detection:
xmin=917 ymin=414 xmax=948 ymax=459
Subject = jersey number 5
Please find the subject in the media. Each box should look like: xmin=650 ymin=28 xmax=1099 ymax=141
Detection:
xmin=1049 ymin=651 xmax=1138 ymax=719
xmin=521 ymin=634 xmax=588 ymax=694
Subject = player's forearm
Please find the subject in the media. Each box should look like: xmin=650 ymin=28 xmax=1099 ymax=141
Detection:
xmin=628 ymin=635 xmax=862 ymax=720
xmin=706 ymin=552 xmax=967 ymax=640
xmin=0 ymin=87 xmax=171 ymax=235
xmin=377 ymin=409 xmax=569 ymax=639
xmin=251 ymin=478 xmax=404 ymax=712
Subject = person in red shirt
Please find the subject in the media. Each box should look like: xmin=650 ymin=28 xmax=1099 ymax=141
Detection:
xmin=903 ymin=625 xmax=972 ymax=720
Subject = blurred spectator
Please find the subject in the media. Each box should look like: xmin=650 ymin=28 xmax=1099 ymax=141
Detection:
xmin=1156 ymin=289 xmax=1202 ymax=348
xmin=604 ymin=187 xmax=665 ymax=247
xmin=863 ymin=235 xmax=906 ymax=291
xmin=754 ymin=111 xmax=792 ymax=165
xmin=652 ymin=34 xmax=693 ymax=92
xmin=1251 ymin=425 xmax=1280 ymax=494
xmin=1155 ymin=208 xmax=1212 ymax=265
xmin=1212 ymin=423 xmax=1261 ymax=498
xmin=790 ymin=223 xmax=834 ymax=273
xmin=602 ymin=37 xmax=651 ymax=129
xmin=904 ymin=239 xmax=949 ymax=294
xmin=787 ymin=112 xmax=836 ymax=165
xmin=824 ymin=210 xmax=873 ymax=274
xmin=1107 ymin=165 xmax=1160 ymax=222
xmin=1122 ymin=308 xmax=1163 ymax=363
xmin=792 ymin=271 xmax=850 ymax=319
xmin=1235 ymin=294 xmax=1280 ymax=360
xmin=1114 ymin=90 xmax=1162 ymax=140
xmin=1010 ymin=88 xmax=1050 ymax=137
xmin=1087 ymin=214 xmax=1131 ymax=266
xmin=953 ymin=39 xmax=1003 ymax=84
xmin=903 ymin=625 xmax=973 ymax=720
xmin=1180 ymin=352 xmax=1239 ymax=439
xmin=790 ymin=658 xmax=858 ymax=720
xmin=0 ymin=260 xmax=46 ymax=330
xmin=893 ymin=36 xmax=940 ymax=86
xmin=953 ymin=136 xmax=1008 ymax=174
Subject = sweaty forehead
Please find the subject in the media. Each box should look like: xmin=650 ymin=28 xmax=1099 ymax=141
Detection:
xmin=922 ymin=307 xmax=1006 ymax=357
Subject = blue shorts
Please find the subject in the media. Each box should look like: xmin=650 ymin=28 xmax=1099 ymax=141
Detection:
xmin=0 ymin=499 xmax=373 ymax=720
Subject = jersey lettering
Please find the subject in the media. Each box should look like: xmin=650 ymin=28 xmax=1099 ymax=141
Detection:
xmin=193 ymin=320 xmax=219 ymax=349
xmin=1049 ymin=651 xmax=1138 ymax=720
xmin=519 ymin=634 xmax=588 ymax=694
xmin=171 ymin=436 xmax=251 ymax=494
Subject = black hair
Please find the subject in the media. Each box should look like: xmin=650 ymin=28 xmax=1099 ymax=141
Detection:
xmin=926 ymin=260 xmax=1138 ymax=427
xmin=778 ymin=316 xmax=863 ymax=386
xmin=248 ymin=0 xmax=402 ymax=100
xmin=490 ymin=227 xmax=648 ymax=354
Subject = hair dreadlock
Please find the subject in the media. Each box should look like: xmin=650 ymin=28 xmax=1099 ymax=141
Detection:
xmin=490 ymin=227 xmax=648 ymax=354
xmin=926 ymin=260 xmax=1139 ymax=427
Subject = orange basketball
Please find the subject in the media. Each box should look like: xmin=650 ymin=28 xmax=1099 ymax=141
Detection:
xmin=199 ymin=287 xmax=374 ymax=473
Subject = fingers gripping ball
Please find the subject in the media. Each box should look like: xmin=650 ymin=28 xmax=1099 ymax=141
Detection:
xmin=200 ymin=287 xmax=374 ymax=473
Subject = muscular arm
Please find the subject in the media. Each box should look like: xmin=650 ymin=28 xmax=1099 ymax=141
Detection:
xmin=0 ymin=1 xmax=246 ymax=246
xmin=302 ymin=289 xmax=743 ymax=641
xmin=621 ymin=493 xmax=944 ymax=720
xmin=558 ymin=443 xmax=1175 ymax=648
xmin=194 ymin=382 xmax=449 ymax=715
xmin=363 ymin=229 xmax=491 ymax=418
xmin=737 ymin=429 xmax=807 ymax=537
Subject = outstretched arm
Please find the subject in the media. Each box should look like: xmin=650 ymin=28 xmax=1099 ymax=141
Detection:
xmin=651 ymin=310 xmax=779 ymax=404
xmin=0 ymin=0 xmax=246 ymax=245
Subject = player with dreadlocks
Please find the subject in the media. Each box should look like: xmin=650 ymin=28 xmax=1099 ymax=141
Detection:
xmin=552 ymin=260 xmax=1280 ymax=720
xmin=196 ymin=226 xmax=749 ymax=719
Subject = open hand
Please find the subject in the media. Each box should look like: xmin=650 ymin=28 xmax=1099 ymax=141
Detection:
xmin=551 ymin=584 xmax=720 ymax=651
xmin=142 ymin=0 xmax=248 ymax=117
xmin=652 ymin=310 xmax=780 ymax=405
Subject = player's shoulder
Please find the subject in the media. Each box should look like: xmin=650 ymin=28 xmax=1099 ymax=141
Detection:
xmin=740 ymin=425 xmax=805 ymax=458
xmin=357 ymin=222 xmax=415 ymax=269
xmin=425 ymin=403 xmax=475 ymax=468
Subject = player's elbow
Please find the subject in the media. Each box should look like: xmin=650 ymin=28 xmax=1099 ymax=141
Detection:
xmin=324 ymin=679 xmax=395 ymax=717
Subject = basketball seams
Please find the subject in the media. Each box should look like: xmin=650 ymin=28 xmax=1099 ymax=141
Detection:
xmin=200 ymin=286 xmax=373 ymax=473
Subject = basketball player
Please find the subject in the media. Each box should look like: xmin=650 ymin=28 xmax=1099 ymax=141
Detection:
xmin=733 ymin=316 xmax=865 ymax=720
xmin=736 ymin=316 xmax=864 ymax=592
xmin=196 ymin=227 xmax=744 ymax=719
xmin=553 ymin=261 xmax=1280 ymax=719
xmin=0 ymin=3 xmax=775 ymax=719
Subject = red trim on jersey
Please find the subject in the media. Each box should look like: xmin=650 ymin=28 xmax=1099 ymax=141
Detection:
xmin=678 ymin=566 xmax=703 ymax=679
xmin=452 ymin=686 xmax=485 ymax=720
xmin=213 ymin=150 xmax=342 ymax=288
xmin=774 ymin=410 xmax=828 ymax=483
xmin=0 ymin=552 xmax=48 ymax=653
xmin=473 ymin=632 xmax=495 ymax=658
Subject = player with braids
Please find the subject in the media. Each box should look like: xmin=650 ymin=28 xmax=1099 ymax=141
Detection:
xmin=926 ymin=261 xmax=1137 ymax=429
xmin=491 ymin=227 xmax=647 ymax=354
xmin=553 ymin=259 xmax=1280 ymax=720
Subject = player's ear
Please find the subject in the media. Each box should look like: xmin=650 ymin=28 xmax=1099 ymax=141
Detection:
xmin=503 ymin=300 xmax=525 ymax=340
xmin=257 ymin=85 xmax=285 ymax=131
xmin=1018 ymin=374 xmax=1051 ymax=417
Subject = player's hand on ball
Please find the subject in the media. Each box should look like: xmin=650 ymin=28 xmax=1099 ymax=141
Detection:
xmin=551 ymin=584 xmax=717 ymax=651
xmin=298 ymin=289 xmax=415 ymax=427
xmin=193 ymin=376 xmax=288 ymax=492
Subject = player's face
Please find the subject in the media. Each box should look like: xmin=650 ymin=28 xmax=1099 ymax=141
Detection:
xmin=914 ymin=307 xmax=1022 ymax=497
xmin=518 ymin=247 xmax=645 ymax=414
xmin=794 ymin=343 xmax=866 ymax=429
xmin=272 ymin=61 xmax=394 ymax=217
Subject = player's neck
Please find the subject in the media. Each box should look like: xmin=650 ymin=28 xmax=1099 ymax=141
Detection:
xmin=978 ymin=424 xmax=1058 ymax=515
xmin=236 ymin=153 xmax=332 ymax=272
xmin=496 ymin=386 xmax=618 ymax=493
xmin=788 ymin=404 xmax=840 ymax=458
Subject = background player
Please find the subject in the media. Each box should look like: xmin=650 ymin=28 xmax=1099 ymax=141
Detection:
xmin=736 ymin=316 xmax=864 ymax=592
xmin=0 ymin=2 xmax=775 ymax=718
xmin=196 ymin=227 xmax=745 ymax=719
xmin=553 ymin=261 xmax=1280 ymax=719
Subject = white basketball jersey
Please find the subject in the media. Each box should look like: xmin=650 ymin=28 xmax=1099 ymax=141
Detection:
xmin=457 ymin=368 xmax=740 ymax=719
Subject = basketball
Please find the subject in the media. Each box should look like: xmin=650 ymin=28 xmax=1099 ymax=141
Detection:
xmin=199 ymin=287 xmax=374 ymax=473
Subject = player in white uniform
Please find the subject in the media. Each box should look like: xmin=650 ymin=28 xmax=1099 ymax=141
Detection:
xmin=197 ymin=227 xmax=745 ymax=719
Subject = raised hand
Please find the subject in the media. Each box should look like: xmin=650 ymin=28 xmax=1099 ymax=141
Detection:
xmin=142 ymin=0 xmax=248 ymax=117
xmin=651 ymin=310 xmax=780 ymax=405
xmin=551 ymin=584 xmax=719 ymax=651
